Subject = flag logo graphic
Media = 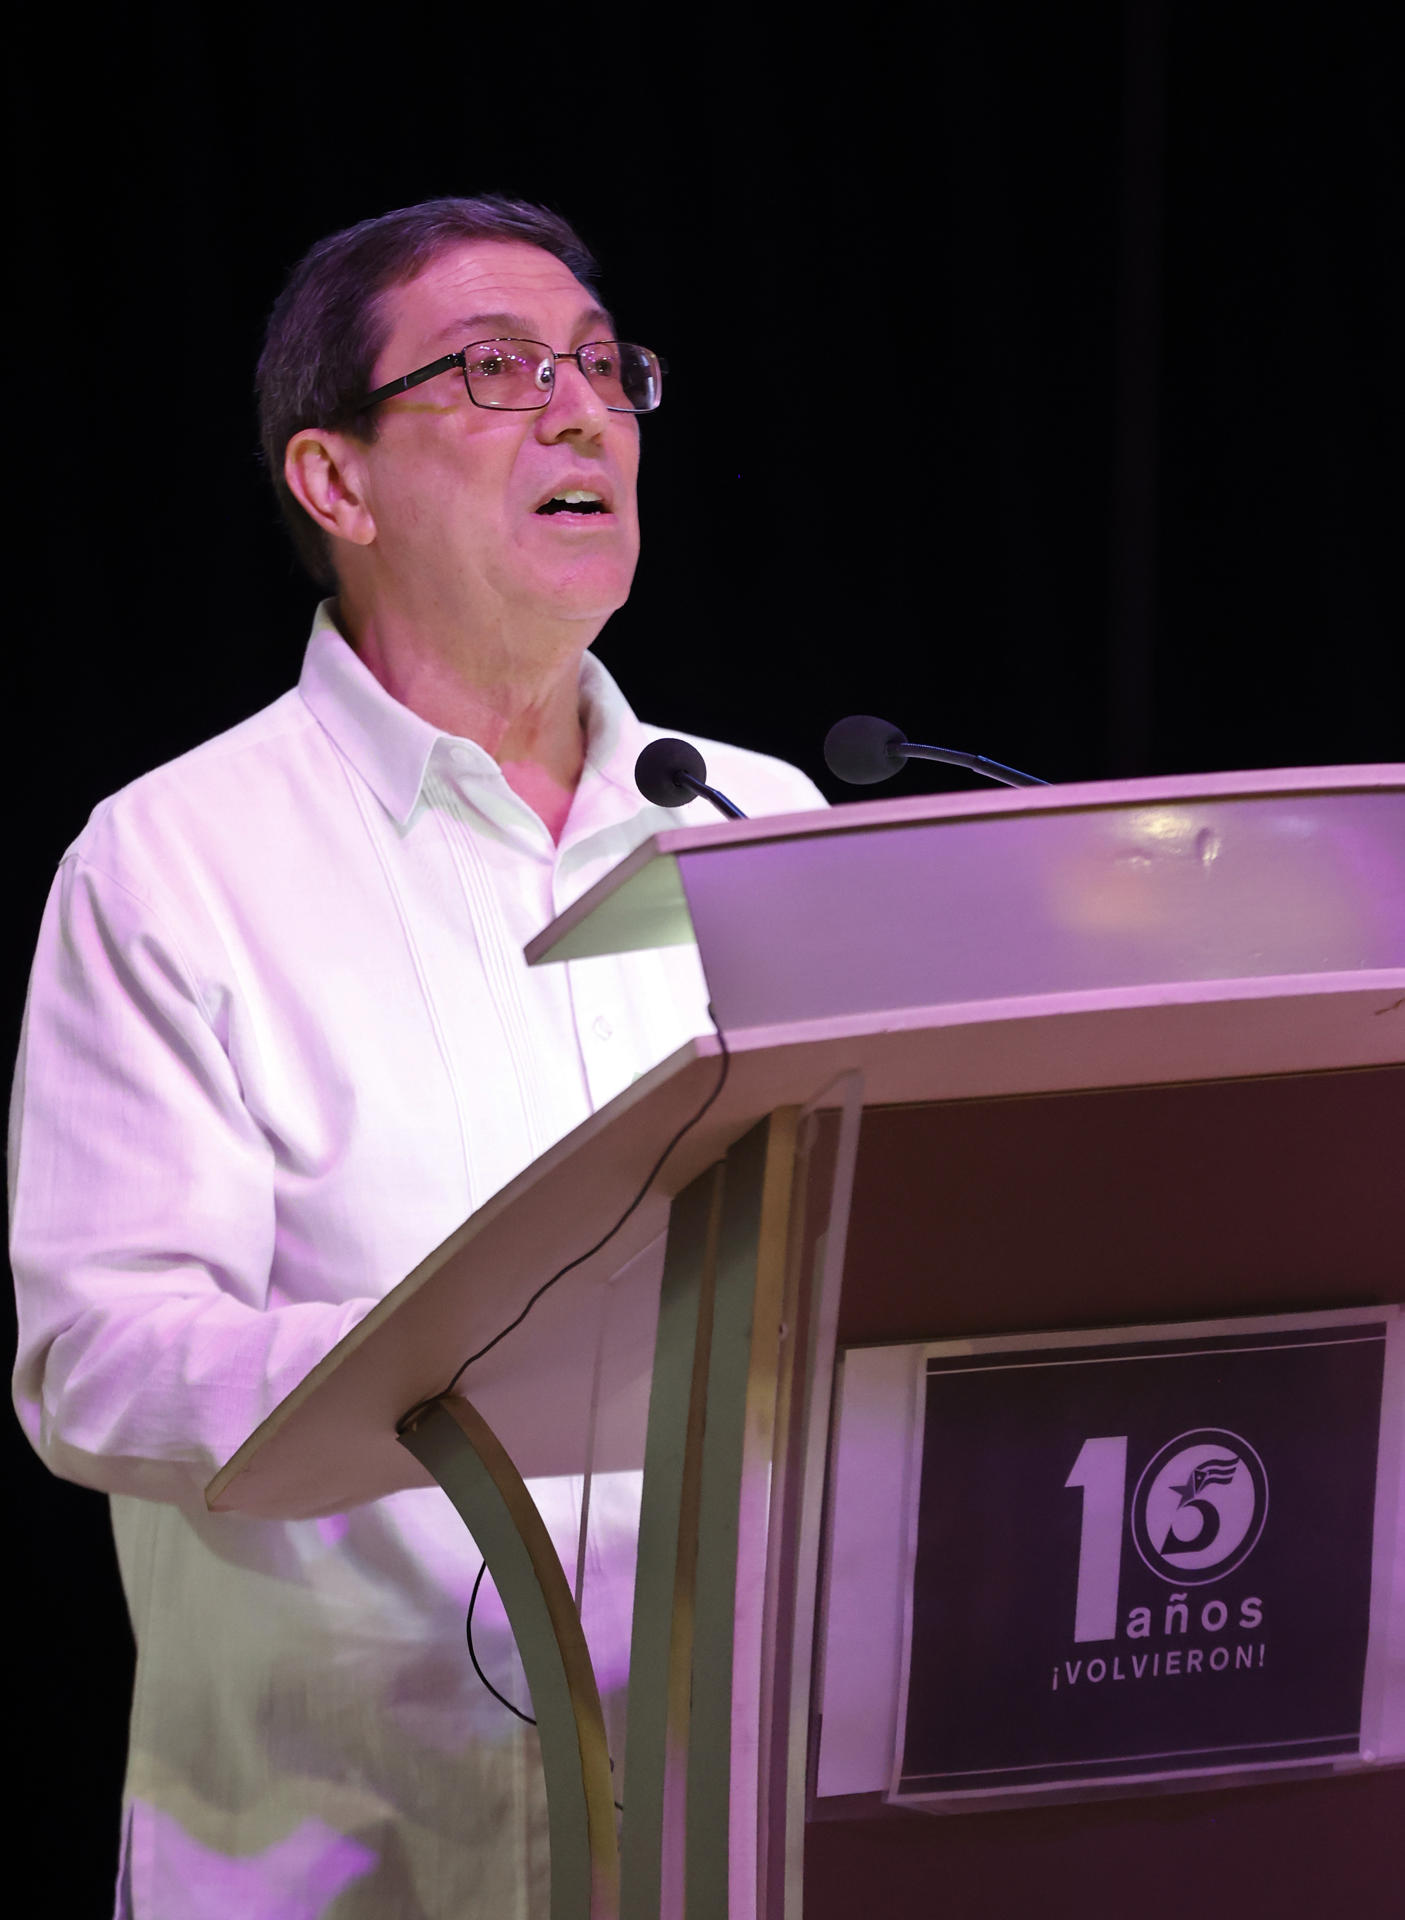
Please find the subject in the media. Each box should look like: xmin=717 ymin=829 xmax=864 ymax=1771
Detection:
xmin=1131 ymin=1429 xmax=1269 ymax=1585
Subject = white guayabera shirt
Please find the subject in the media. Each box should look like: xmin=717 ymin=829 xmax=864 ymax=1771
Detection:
xmin=9 ymin=603 xmax=825 ymax=1920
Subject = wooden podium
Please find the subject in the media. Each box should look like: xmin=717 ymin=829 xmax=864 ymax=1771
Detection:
xmin=207 ymin=766 xmax=1405 ymax=1919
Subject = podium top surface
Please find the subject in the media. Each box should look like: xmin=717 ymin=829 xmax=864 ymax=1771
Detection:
xmin=526 ymin=766 xmax=1405 ymax=1058
xmin=526 ymin=764 xmax=1405 ymax=968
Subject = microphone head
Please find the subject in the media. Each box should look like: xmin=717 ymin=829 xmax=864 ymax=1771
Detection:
xmin=635 ymin=736 xmax=708 ymax=808
xmin=823 ymin=714 xmax=907 ymax=785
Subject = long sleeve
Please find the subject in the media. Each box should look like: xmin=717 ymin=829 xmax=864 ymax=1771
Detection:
xmin=9 ymin=852 xmax=371 ymax=1503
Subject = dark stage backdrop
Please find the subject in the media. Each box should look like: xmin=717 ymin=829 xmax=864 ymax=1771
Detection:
xmin=7 ymin=5 xmax=1401 ymax=1911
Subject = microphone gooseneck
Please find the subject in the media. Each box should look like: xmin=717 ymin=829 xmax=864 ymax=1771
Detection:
xmin=823 ymin=715 xmax=1048 ymax=790
xmin=634 ymin=738 xmax=748 ymax=820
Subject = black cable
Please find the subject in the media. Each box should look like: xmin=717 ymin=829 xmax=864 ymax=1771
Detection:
xmin=467 ymin=1561 xmax=624 ymax=1809
xmin=466 ymin=1557 xmax=536 ymax=1725
xmin=397 ymin=1006 xmax=731 ymax=1435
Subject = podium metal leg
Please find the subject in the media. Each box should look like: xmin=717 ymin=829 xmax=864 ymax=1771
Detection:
xmin=622 ymin=1086 xmax=863 ymax=1920
xmin=619 ymin=1159 xmax=725 ymax=1918
xmin=686 ymin=1108 xmax=801 ymax=1920
xmin=400 ymin=1087 xmax=861 ymax=1920
xmin=621 ymin=1108 xmax=806 ymax=1920
xmin=400 ymin=1394 xmax=621 ymax=1920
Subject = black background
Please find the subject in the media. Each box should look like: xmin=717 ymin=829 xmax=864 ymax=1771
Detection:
xmin=7 ymin=2 xmax=1402 ymax=1908
xmin=903 ymin=1329 xmax=1386 ymax=1789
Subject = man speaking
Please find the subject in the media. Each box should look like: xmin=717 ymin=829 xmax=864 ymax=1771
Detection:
xmin=9 ymin=196 xmax=823 ymax=1917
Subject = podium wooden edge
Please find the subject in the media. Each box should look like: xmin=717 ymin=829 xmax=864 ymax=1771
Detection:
xmin=202 ymin=1035 xmax=721 ymax=1515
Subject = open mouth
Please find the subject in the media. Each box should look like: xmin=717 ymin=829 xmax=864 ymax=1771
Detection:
xmin=535 ymin=489 xmax=610 ymax=517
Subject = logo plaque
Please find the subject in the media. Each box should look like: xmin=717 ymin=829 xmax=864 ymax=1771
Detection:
xmin=816 ymin=1306 xmax=1404 ymax=1810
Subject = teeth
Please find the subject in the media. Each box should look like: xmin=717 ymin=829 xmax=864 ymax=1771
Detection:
xmin=554 ymin=490 xmax=603 ymax=505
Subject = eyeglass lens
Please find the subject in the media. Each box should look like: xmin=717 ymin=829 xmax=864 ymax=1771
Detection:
xmin=462 ymin=340 xmax=661 ymax=412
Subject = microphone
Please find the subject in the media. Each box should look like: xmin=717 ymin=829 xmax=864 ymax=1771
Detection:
xmin=635 ymin=738 xmax=748 ymax=820
xmin=823 ymin=715 xmax=1048 ymax=790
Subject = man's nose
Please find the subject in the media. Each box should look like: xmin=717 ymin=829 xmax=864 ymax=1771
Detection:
xmin=538 ymin=356 xmax=609 ymax=438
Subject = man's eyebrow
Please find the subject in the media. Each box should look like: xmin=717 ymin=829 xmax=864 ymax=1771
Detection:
xmin=432 ymin=306 xmax=617 ymax=345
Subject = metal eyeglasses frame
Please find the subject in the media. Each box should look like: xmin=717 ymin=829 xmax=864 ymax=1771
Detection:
xmin=356 ymin=338 xmax=666 ymax=414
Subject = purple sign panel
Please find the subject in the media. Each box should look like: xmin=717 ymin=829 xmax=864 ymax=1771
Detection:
xmin=896 ymin=1320 xmax=1389 ymax=1797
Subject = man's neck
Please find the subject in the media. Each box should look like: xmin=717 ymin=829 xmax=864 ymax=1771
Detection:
xmin=335 ymin=594 xmax=591 ymax=844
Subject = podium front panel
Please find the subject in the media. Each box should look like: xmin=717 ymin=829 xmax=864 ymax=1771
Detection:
xmin=802 ymin=1063 xmax=1405 ymax=1917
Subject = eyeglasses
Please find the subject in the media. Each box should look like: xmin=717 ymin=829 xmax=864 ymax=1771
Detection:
xmin=357 ymin=338 xmax=665 ymax=415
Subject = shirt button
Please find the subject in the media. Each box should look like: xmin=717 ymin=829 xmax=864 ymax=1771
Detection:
xmin=592 ymin=1015 xmax=613 ymax=1041
xmin=450 ymin=746 xmax=474 ymax=770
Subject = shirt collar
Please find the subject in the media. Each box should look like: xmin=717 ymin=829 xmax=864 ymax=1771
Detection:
xmin=296 ymin=600 xmax=658 ymax=836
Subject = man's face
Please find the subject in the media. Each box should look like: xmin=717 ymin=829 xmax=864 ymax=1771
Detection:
xmin=351 ymin=239 xmax=642 ymax=634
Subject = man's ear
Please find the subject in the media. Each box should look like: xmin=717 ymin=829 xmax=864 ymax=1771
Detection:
xmin=284 ymin=428 xmax=377 ymax=550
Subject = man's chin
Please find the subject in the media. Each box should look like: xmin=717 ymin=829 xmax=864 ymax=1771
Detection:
xmin=524 ymin=557 xmax=637 ymax=627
